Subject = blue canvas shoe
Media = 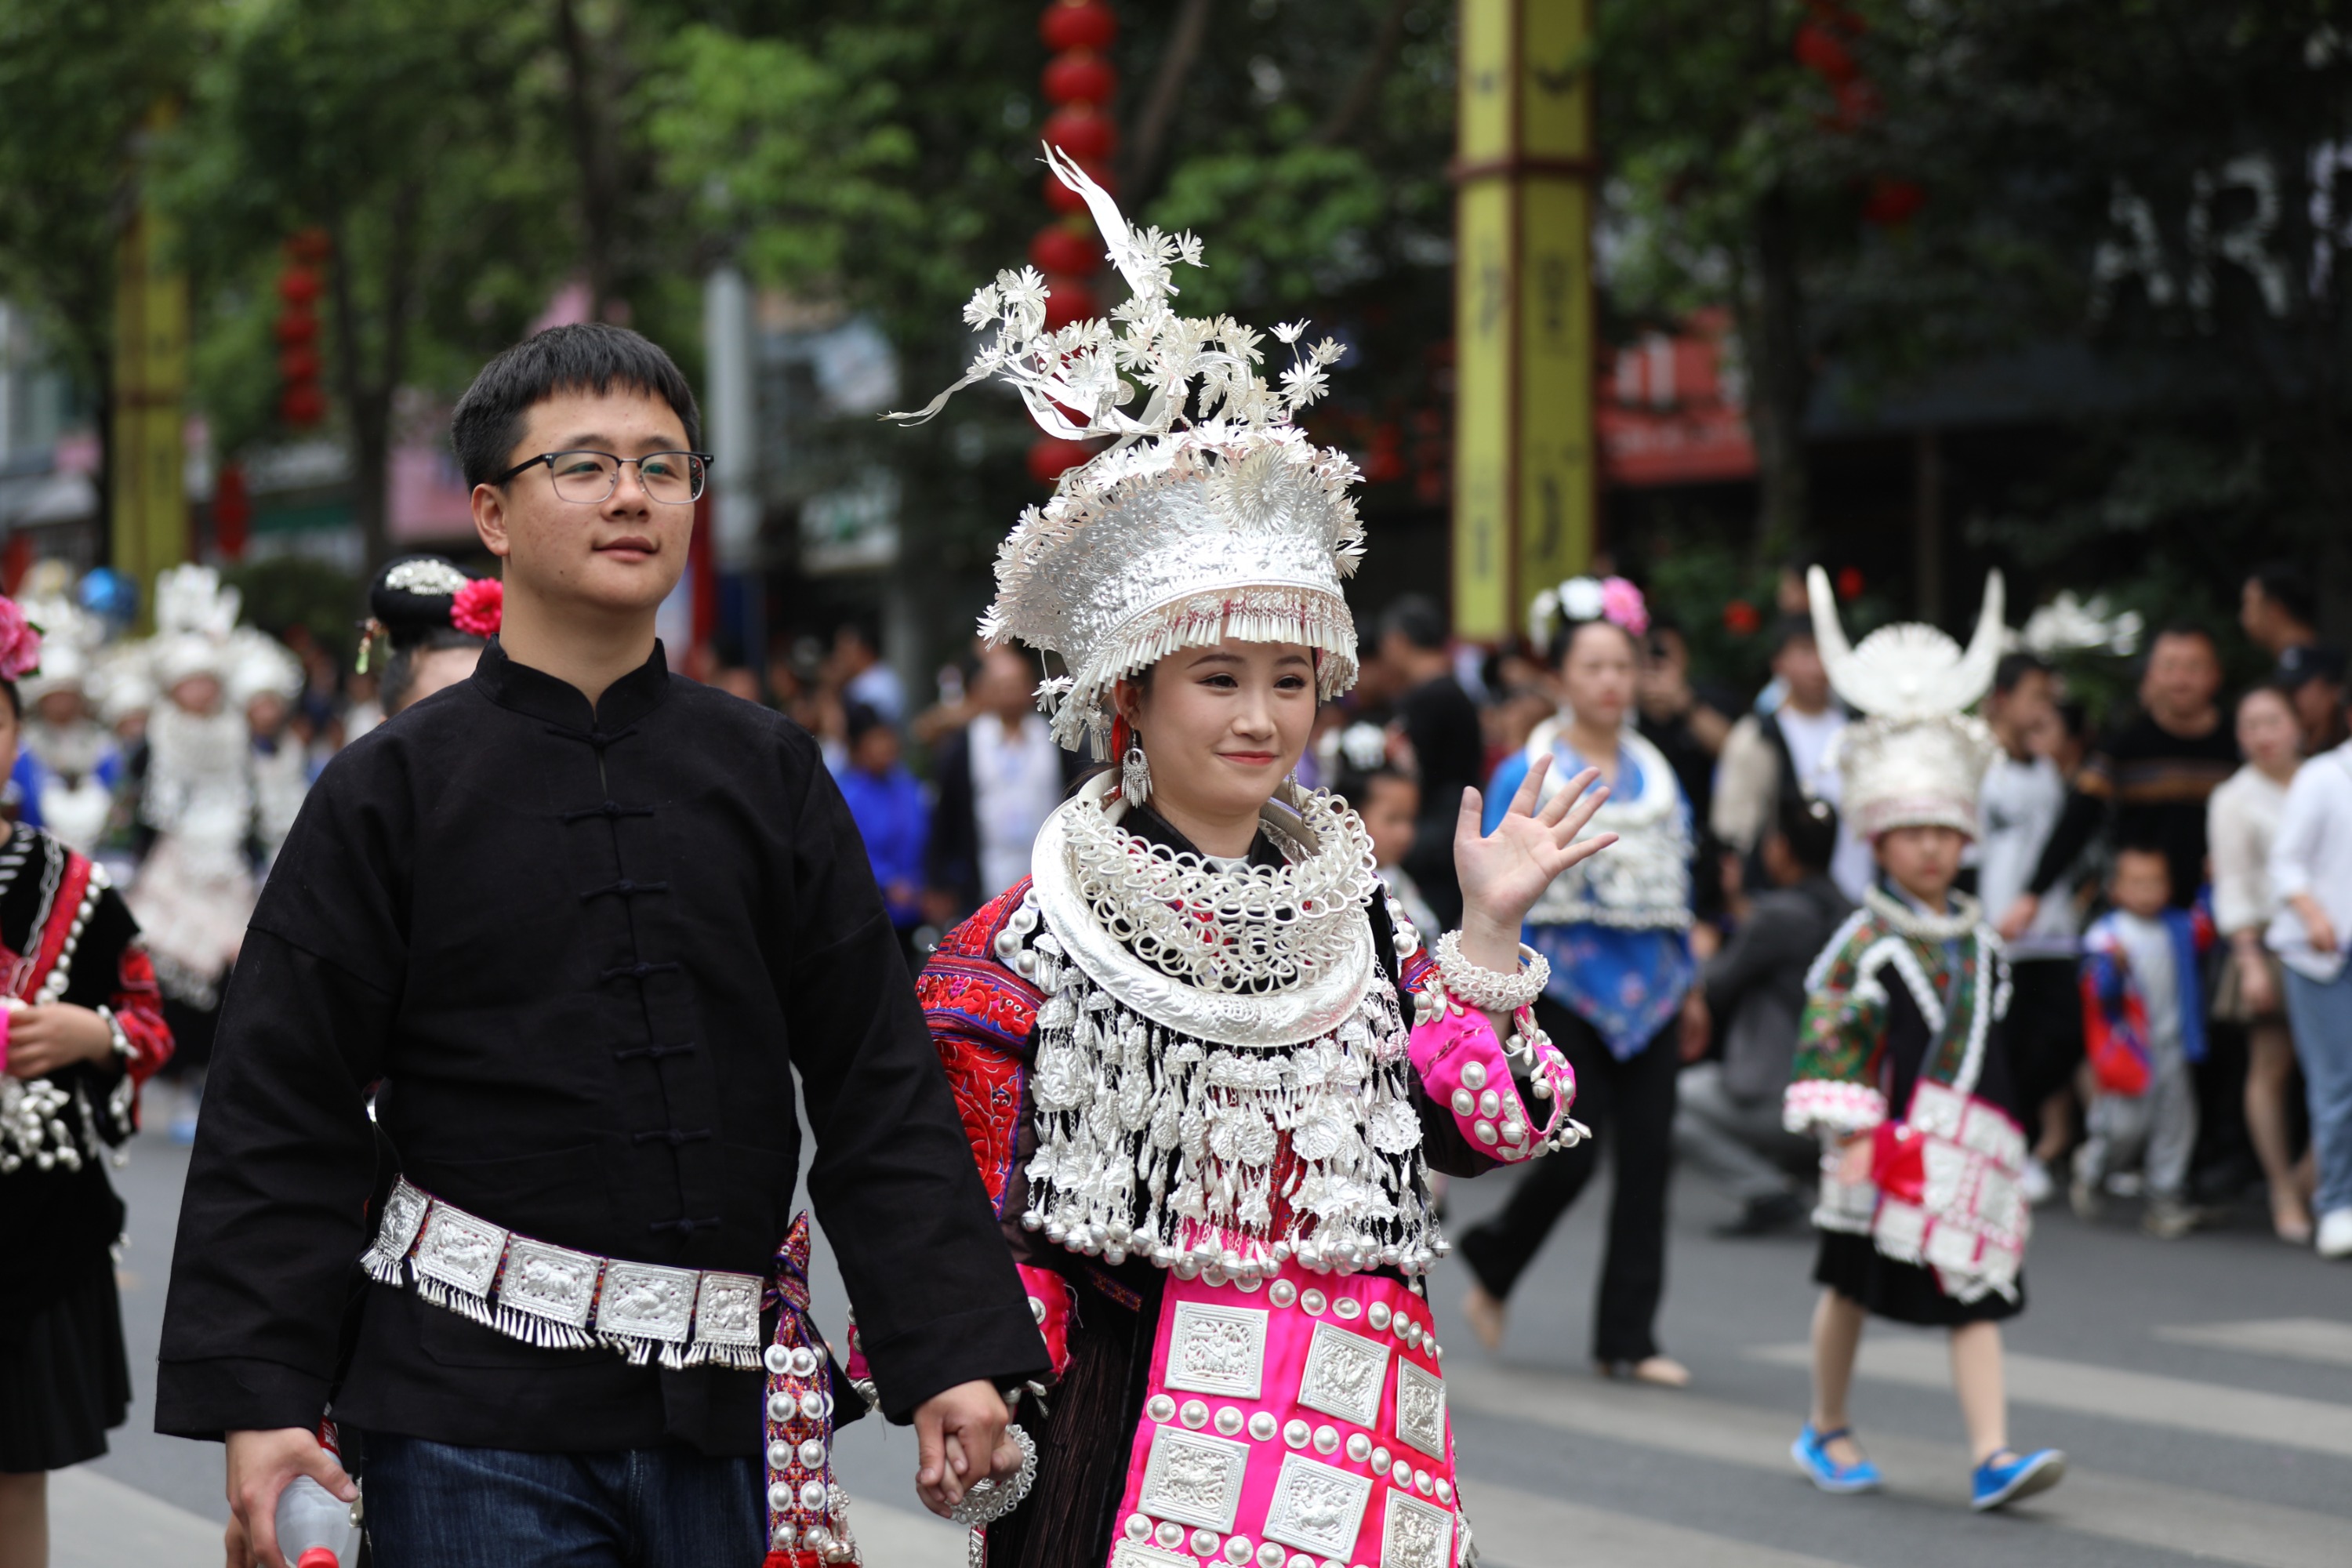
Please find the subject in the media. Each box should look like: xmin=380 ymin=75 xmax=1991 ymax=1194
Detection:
xmin=1971 ymin=1447 xmax=2066 ymax=1510
xmin=1791 ymin=1425 xmax=1882 ymax=1494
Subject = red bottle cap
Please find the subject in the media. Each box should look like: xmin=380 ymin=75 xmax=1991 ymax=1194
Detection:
xmin=297 ymin=1550 xmax=342 ymax=1568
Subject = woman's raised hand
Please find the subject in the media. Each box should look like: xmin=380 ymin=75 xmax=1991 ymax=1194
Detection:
xmin=1451 ymin=754 xmax=1616 ymax=964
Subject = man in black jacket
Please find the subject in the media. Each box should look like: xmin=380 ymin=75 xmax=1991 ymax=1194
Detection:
xmin=1675 ymin=791 xmax=1853 ymax=1236
xmin=158 ymin=326 xmax=1044 ymax=1567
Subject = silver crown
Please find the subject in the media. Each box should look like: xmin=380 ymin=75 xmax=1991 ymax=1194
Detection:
xmin=890 ymin=148 xmax=1363 ymax=755
xmin=1810 ymin=567 xmax=2005 ymax=840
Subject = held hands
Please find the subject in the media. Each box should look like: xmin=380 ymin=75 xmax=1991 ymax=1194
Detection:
xmin=223 ymin=1427 xmax=356 ymax=1568
xmin=1452 ymin=756 xmax=1617 ymax=965
xmin=913 ymin=1379 xmax=1021 ymax=1518
xmin=3 ymin=1003 xmax=115 ymax=1079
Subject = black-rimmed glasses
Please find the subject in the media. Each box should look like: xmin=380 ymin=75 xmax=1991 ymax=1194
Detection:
xmin=495 ymin=449 xmax=713 ymax=506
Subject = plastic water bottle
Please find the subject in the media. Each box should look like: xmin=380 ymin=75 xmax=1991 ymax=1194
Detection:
xmin=274 ymin=1475 xmax=362 ymax=1568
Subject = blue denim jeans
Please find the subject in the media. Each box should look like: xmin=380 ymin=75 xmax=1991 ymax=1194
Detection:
xmin=358 ymin=1432 xmax=763 ymax=1567
xmin=2285 ymin=964 xmax=2352 ymax=1217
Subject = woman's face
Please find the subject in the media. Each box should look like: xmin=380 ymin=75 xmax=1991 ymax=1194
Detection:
xmin=0 ymin=691 xmax=20 ymax=781
xmin=1120 ymin=641 xmax=1316 ymax=827
xmin=1559 ymin=622 xmax=1637 ymax=730
xmin=2237 ymin=688 xmax=2302 ymax=771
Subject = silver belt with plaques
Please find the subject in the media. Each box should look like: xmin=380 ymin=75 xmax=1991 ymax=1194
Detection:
xmin=359 ymin=1177 xmax=764 ymax=1371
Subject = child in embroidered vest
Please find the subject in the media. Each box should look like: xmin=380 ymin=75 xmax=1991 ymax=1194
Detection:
xmin=2075 ymin=843 xmax=2216 ymax=1237
xmin=1781 ymin=567 xmax=2065 ymax=1513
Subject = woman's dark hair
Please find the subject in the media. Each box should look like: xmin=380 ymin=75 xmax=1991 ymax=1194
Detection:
xmin=1771 ymin=789 xmax=1839 ymax=874
xmin=1332 ymin=764 xmax=1416 ymax=816
xmin=1548 ymin=615 xmax=1639 ymax=668
xmin=382 ymin=628 xmax=485 ymax=716
xmin=0 ymin=679 xmax=18 ymax=724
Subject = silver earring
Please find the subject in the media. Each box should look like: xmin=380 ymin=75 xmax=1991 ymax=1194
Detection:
xmin=1122 ymin=743 xmax=1152 ymax=805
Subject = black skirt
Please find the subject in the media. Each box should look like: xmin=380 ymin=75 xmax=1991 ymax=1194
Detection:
xmin=1814 ymin=1230 xmax=2023 ymax=1327
xmin=0 ymin=1250 xmax=131 ymax=1472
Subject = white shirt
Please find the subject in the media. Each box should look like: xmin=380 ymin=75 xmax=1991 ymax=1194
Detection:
xmin=1978 ymin=751 xmax=2078 ymax=958
xmin=968 ymin=713 xmax=1063 ymax=899
xmin=2268 ymin=742 xmax=2352 ymax=983
xmin=2207 ymin=764 xmax=2290 ymax=937
xmin=1776 ymin=706 xmax=1871 ymax=902
xmin=2110 ymin=909 xmax=2182 ymax=1055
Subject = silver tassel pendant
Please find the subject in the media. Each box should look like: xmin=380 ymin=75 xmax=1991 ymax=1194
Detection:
xmin=1121 ymin=743 xmax=1152 ymax=805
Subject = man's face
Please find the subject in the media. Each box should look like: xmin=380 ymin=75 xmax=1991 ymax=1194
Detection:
xmin=2143 ymin=633 xmax=2220 ymax=724
xmin=2292 ymin=677 xmax=2347 ymax=747
xmin=1775 ymin=635 xmax=1831 ymax=712
xmin=472 ymin=387 xmax=695 ymax=619
xmin=974 ymin=647 xmax=1036 ymax=723
xmin=1990 ymin=670 xmax=2055 ymax=745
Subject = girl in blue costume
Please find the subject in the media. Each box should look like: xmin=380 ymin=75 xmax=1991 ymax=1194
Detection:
xmin=1455 ymin=575 xmax=1706 ymax=1385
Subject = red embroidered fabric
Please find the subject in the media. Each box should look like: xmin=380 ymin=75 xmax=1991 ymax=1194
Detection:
xmin=918 ymin=881 xmax=1044 ymax=1218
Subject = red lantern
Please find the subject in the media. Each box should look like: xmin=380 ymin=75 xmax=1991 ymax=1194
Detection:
xmin=1860 ymin=177 xmax=1925 ymax=227
xmin=273 ymin=311 xmax=320 ymax=347
xmin=1029 ymin=223 xmax=1104 ymax=276
xmin=1040 ymin=0 xmax=1116 ymax=53
xmin=279 ymin=384 xmax=328 ymax=426
xmin=276 ymin=267 xmax=323 ymax=306
xmin=285 ymin=227 xmax=334 ymax=265
xmin=1043 ymin=103 xmax=1116 ymax=162
xmin=1723 ymin=600 xmax=1762 ymax=637
xmin=277 ymin=346 xmax=322 ymax=383
xmin=1042 ymin=52 xmax=1116 ymax=106
xmin=1044 ymin=279 xmax=1098 ymax=332
xmin=1835 ymin=566 xmax=1867 ymax=601
xmin=1793 ymin=22 xmax=1857 ymax=84
xmin=1028 ymin=437 xmax=1095 ymax=485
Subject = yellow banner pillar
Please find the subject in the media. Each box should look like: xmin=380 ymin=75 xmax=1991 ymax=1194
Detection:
xmin=111 ymin=123 xmax=190 ymax=629
xmin=1451 ymin=0 xmax=1596 ymax=643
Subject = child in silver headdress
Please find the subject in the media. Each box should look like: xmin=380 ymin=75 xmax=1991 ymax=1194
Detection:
xmin=1782 ymin=569 xmax=2067 ymax=1512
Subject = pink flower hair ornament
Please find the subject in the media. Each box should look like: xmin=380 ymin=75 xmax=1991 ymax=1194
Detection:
xmin=450 ymin=578 xmax=503 ymax=638
xmin=1529 ymin=574 xmax=1649 ymax=648
xmin=0 ymin=597 xmax=44 ymax=682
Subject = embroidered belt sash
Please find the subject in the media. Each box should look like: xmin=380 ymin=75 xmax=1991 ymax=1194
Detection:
xmin=361 ymin=1176 xmax=764 ymax=1370
xmin=363 ymin=1181 xmax=870 ymax=1564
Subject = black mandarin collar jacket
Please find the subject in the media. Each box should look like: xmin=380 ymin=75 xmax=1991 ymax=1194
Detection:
xmin=158 ymin=638 xmax=1044 ymax=1454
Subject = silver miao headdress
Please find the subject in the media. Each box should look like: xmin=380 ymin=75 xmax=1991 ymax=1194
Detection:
xmin=890 ymin=147 xmax=1364 ymax=755
xmin=1809 ymin=566 xmax=2005 ymax=840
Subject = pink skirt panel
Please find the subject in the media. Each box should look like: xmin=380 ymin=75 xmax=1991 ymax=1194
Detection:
xmin=1105 ymin=1262 xmax=1465 ymax=1568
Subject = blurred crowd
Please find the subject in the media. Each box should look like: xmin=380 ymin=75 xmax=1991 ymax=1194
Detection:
xmin=784 ymin=559 xmax=2352 ymax=1265
xmin=38 ymin=546 xmax=2348 ymax=1261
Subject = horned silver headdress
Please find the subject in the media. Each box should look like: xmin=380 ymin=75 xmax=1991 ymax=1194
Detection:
xmin=1809 ymin=566 xmax=2005 ymax=840
xmin=889 ymin=148 xmax=1363 ymax=756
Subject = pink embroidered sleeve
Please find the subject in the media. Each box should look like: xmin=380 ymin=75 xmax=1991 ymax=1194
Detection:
xmin=1405 ymin=989 xmax=1580 ymax=1161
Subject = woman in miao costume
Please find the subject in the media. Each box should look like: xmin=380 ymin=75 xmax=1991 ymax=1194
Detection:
xmin=1782 ymin=569 xmax=2067 ymax=1511
xmin=895 ymin=151 xmax=1615 ymax=1568
xmin=1454 ymin=575 xmax=1702 ymax=1385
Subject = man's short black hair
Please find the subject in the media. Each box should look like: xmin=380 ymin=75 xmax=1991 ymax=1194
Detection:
xmin=2247 ymin=561 xmax=2318 ymax=629
xmin=2150 ymin=620 xmax=2219 ymax=655
xmin=1994 ymin=651 xmax=2051 ymax=696
xmin=451 ymin=323 xmax=701 ymax=489
xmin=1771 ymin=789 xmax=1839 ymax=874
xmin=1379 ymin=594 xmax=1449 ymax=653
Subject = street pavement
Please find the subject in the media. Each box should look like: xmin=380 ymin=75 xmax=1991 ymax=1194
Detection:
xmin=71 ymin=1094 xmax=2352 ymax=1566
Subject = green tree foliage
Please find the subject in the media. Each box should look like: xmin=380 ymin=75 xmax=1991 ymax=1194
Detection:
xmin=0 ymin=0 xmax=204 ymax=516
xmin=167 ymin=0 xmax=574 ymax=568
